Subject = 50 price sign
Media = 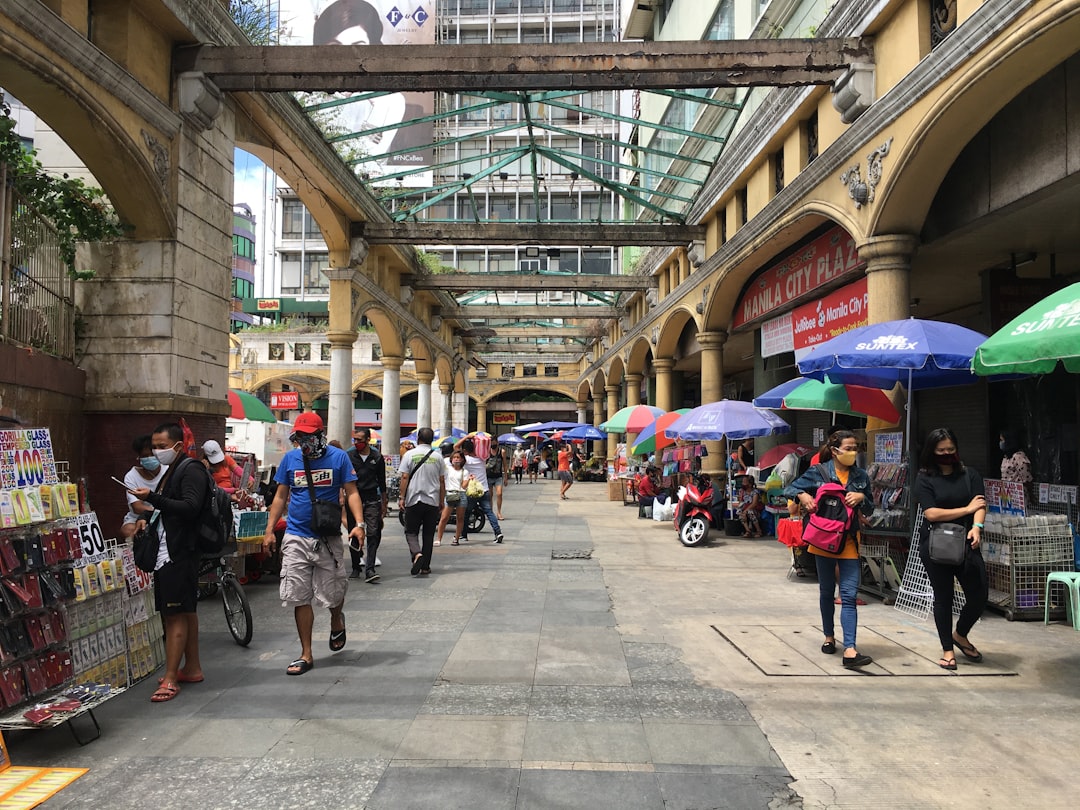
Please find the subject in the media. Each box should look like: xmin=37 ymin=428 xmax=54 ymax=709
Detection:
xmin=73 ymin=512 xmax=109 ymax=564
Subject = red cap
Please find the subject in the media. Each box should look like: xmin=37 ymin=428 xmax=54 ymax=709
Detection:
xmin=292 ymin=412 xmax=324 ymax=434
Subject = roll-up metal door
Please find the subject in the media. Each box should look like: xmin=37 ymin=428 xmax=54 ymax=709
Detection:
xmin=914 ymin=380 xmax=989 ymax=473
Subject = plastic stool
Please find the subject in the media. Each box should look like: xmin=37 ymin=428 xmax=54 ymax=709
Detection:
xmin=638 ymin=501 xmax=651 ymax=519
xmin=1044 ymin=572 xmax=1080 ymax=630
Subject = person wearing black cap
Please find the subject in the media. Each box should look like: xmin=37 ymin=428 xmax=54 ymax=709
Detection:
xmin=263 ymin=412 xmax=366 ymax=676
xmin=346 ymin=426 xmax=387 ymax=582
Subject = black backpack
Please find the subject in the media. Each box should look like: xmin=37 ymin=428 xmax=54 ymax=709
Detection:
xmin=177 ymin=459 xmax=235 ymax=556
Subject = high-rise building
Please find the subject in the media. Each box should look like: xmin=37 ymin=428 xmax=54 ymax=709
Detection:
xmin=231 ymin=204 xmax=257 ymax=332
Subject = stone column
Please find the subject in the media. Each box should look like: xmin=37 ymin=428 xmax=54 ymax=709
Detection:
xmin=476 ymin=401 xmax=487 ymax=434
xmin=653 ymin=359 xmax=675 ymax=412
xmin=323 ymin=269 xmax=357 ymax=447
xmin=381 ymin=355 xmax=403 ymax=454
xmin=698 ymin=331 xmax=728 ymax=478
xmin=625 ymin=373 xmax=642 ymax=407
xmin=592 ymin=395 xmax=606 ymax=462
xmin=859 ymin=234 xmax=919 ymax=324
xmin=605 ymin=383 xmax=620 ymax=465
xmin=415 ymin=372 xmax=433 ymax=431
xmin=440 ymin=384 xmax=454 ymax=437
xmin=576 ymin=402 xmax=588 ymax=424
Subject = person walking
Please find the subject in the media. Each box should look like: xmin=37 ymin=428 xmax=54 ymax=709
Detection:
xmin=262 ymin=413 xmax=366 ymax=676
xmin=526 ymin=445 xmax=540 ymax=483
xmin=557 ymin=442 xmax=574 ymax=500
xmin=398 ymin=427 xmax=446 ymax=575
xmin=437 ymin=450 xmax=468 ymax=546
xmin=915 ymin=427 xmax=988 ymax=671
xmin=458 ymin=438 xmax=504 ymax=543
xmin=346 ymin=427 xmax=387 ymax=583
xmin=129 ymin=423 xmax=208 ymax=701
xmin=784 ymin=430 xmax=875 ymax=670
xmin=512 ymin=446 xmax=525 ymax=484
xmin=487 ymin=443 xmax=507 ymax=519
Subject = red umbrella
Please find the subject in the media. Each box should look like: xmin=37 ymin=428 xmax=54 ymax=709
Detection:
xmin=757 ymin=443 xmax=815 ymax=469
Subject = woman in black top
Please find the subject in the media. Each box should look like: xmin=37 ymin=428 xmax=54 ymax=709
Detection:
xmin=914 ymin=428 xmax=988 ymax=670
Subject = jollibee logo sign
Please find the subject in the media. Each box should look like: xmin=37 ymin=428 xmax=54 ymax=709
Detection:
xmin=1010 ymin=299 xmax=1080 ymax=334
xmin=854 ymin=335 xmax=918 ymax=351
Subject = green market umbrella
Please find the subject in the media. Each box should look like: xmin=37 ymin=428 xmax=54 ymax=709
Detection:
xmin=973 ymin=282 xmax=1080 ymax=375
xmin=228 ymin=389 xmax=276 ymax=423
xmin=600 ymin=405 xmax=666 ymax=433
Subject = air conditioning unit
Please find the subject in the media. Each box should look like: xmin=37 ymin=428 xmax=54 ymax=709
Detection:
xmin=475 ymin=367 xmax=488 ymax=378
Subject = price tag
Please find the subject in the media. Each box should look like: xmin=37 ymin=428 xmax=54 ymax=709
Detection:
xmin=71 ymin=512 xmax=109 ymax=566
xmin=121 ymin=546 xmax=152 ymax=595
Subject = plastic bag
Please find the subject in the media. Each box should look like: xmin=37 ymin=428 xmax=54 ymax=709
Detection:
xmin=465 ymin=478 xmax=484 ymax=498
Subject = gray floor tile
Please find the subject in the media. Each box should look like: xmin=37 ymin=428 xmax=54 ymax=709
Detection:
xmin=655 ymin=771 xmax=797 ymax=809
xmin=366 ymin=766 xmax=519 ymax=810
xmin=516 ymin=769 xmax=664 ymax=810
xmin=523 ymin=719 xmax=651 ymax=763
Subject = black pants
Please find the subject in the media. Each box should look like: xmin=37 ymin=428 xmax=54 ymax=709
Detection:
xmin=920 ymin=545 xmax=988 ymax=651
xmin=349 ymin=498 xmax=383 ymax=573
xmin=403 ymin=501 xmax=440 ymax=571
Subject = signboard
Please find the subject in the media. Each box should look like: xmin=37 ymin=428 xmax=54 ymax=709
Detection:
xmin=491 ymin=411 xmax=516 ymax=425
xmin=256 ymin=299 xmax=281 ymax=311
xmin=760 ymin=311 xmax=793 ymax=357
xmin=792 ymin=277 xmax=868 ymax=351
xmin=353 ymin=408 xmax=418 ymax=428
xmin=1038 ymin=483 xmax=1078 ymax=505
xmin=0 ymin=429 xmax=59 ymax=490
xmin=270 ymin=391 xmax=300 ymax=410
xmin=733 ymin=226 xmax=863 ymax=329
xmin=71 ymin=512 xmax=110 ymax=566
xmin=873 ymin=432 xmax=904 ymax=464
xmin=984 ymin=478 xmax=1026 ymax=515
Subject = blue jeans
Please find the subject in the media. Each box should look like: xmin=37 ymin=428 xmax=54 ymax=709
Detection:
xmin=815 ymin=555 xmax=861 ymax=650
xmin=464 ymin=491 xmax=501 ymax=537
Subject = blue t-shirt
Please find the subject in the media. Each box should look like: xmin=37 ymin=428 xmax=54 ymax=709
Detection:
xmin=275 ymin=445 xmax=357 ymax=537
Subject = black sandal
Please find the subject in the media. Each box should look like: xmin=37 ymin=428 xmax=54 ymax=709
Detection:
xmin=953 ymin=638 xmax=983 ymax=662
xmin=938 ymin=657 xmax=957 ymax=671
xmin=821 ymin=640 xmax=836 ymax=655
xmin=287 ymin=658 xmax=314 ymax=676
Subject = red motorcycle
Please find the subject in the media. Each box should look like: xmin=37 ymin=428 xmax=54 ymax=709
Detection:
xmin=674 ymin=473 xmax=720 ymax=547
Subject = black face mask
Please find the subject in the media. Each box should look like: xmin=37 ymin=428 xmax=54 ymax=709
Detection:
xmin=936 ymin=453 xmax=959 ymax=465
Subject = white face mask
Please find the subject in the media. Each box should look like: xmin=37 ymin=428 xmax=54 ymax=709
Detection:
xmin=153 ymin=444 xmax=179 ymax=466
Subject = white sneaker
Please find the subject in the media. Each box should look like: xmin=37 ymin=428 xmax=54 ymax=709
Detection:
xmin=434 ymin=540 xmax=441 ymax=546
xmin=375 ymin=557 xmax=382 ymax=567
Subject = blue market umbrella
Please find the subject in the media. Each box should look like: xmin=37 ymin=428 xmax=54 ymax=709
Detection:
xmin=664 ymin=400 xmax=790 ymax=442
xmin=497 ymin=432 xmax=526 ymax=445
xmin=796 ymin=318 xmax=989 ymax=391
xmin=562 ymin=424 xmax=607 ymax=441
xmin=513 ymin=420 xmax=586 ymax=433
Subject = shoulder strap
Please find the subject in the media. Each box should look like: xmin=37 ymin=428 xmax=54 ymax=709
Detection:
xmin=301 ymin=453 xmax=320 ymax=505
xmin=402 ymin=446 xmax=438 ymax=499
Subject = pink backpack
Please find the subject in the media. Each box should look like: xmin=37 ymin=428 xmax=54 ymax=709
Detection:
xmin=801 ymin=475 xmax=855 ymax=554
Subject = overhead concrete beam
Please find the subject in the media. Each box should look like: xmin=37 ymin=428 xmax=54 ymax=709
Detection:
xmin=446 ymin=305 xmax=619 ymax=319
xmin=176 ymin=38 xmax=872 ymax=92
xmin=355 ymin=221 xmax=706 ymax=246
xmin=458 ymin=326 xmax=591 ymax=338
xmin=406 ymin=273 xmax=654 ymax=292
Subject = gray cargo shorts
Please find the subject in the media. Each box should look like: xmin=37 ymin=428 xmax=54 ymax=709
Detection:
xmin=279 ymin=532 xmax=348 ymax=609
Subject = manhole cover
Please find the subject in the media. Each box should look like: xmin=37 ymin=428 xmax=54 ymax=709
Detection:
xmin=551 ymin=550 xmax=592 ymax=560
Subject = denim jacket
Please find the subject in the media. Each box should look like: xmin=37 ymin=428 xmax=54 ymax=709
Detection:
xmin=782 ymin=460 xmax=875 ymax=520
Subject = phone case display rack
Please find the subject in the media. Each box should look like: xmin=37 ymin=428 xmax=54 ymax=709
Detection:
xmin=858 ymin=461 xmax=911 ymax=604
xmin=0 ymin=428 xmax=165 ymax=744
xmin=982 ymin=506 xmax=1075 ymax=621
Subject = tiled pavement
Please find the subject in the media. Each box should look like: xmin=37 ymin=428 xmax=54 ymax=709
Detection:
xmin=12 ymin=477 xmax=1080 ymax=808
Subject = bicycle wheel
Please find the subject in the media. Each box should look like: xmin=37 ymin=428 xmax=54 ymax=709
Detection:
xmin=221 ymin=573 xmax=253 ymax=646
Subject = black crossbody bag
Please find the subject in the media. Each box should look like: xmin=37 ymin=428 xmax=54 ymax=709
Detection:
xmin=303 ymin=455 xmax=344 ymax=537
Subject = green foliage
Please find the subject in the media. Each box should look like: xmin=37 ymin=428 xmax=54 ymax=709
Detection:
xmin=228 ymin=0 xmax=278 ymax=45
xmin=1 ymin=102 xmax=125 ymax=279
xmin=417 ymin=250 xmax=457 ymax=274
xmin=245 ymin=316 xmax=330 ymax=334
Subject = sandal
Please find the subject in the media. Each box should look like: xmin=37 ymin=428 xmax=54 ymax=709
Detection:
xmin=159 ymin=671 xmax=204 ymax=685
xmin=151 ymin=682 xmax=180 ymax=702
xmin=953 ymin=638 xmax=983 ymax=662
xmin=451 ymin=540 xmax=460 ymax=546
xmin=287 ymin=658 xmax=314 ymax=676
xmin=411 ymin=554 xmax=423 ymax=575
xmin=938 ymin=657 xmax=958 ymax=671
xmin=329 ymin=616 xmax=346 ymax=652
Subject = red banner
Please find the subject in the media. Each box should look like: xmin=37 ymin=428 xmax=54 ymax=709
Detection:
xmin=270 ymin=391 xmax=300 ymax=410
xmin=733 ymin=226 xmax=862 ymax=329
xmin=792 ymin=278 xmax=868 ymax=351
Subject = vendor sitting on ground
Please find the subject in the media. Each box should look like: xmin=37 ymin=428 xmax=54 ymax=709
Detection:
xmin=637 ymin=466 xmax=664 ymax=509
xmin=736 ymin=474 xmax=764 ymax=537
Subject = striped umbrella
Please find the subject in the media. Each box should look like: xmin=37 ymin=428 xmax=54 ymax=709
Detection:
xmin=629 ymin=409 xmax=690 ymax=456
xmin=600 ymin=405 xmax=666 ymax=434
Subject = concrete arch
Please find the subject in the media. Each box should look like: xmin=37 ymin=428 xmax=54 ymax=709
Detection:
xmin=626 ymin=336 xmax=655 ymax=376
xmin=702 ymin=208 xmax=856 ymax=332
xmin=0 ymin=29 xmax=174 ymax=238
xmin=871 ymin=2 xmax=1080 ymax=237
xmin=590 ymin=369 xmax=607 ymax=400
xmin=575 ymin=379 xmax=592 ymax=403
xmin=434 ymin=355 xmax=455 ymax=390
xmin=359 ymin=303 xmax=404 ymax=358
xmin=476 ymin=384 xmax=576 ymax=405
xmin=406 ymin=335 xmax=435 ymax=376
xmin=606 ymin=355 xmax=625 ymax=387
xmin=655 ymin=307 xmax=698 ymax=359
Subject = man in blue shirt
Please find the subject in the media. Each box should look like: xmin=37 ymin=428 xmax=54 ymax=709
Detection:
xmin=263 ymin=412 xmax=365 ymax=676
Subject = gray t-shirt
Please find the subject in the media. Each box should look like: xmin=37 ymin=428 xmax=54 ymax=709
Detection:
xmin=398 ymin=445 xmax=445 ymax=507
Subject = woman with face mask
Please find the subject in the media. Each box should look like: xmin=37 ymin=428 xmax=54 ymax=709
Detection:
xmin=784 ymin=430 xmax=876 ymax=669
xmin=915 ymin=427 xmax=988 ymax=670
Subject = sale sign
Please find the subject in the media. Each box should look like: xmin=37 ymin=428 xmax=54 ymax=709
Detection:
xmin=0 ymin=429 xmax=59 ymax=490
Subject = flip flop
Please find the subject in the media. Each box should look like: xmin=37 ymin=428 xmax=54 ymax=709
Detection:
xmin=953 ymin=638 xmax=983 ymax=662
xmin=938 ymin=657 xmax=958 ymax=671
xmin=411 ymin=554 xmax=423 ymax=575
xmin=159 ymin=672 xmax=204 ymax=685
xmin=329 ymin=619 xmax=347 ymax=652
xmin=151 ymin=682 xmax=180 ymax=702
xmin=287 ymin=658 xmax=314 ymax=676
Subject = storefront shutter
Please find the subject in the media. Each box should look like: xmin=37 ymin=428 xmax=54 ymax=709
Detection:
xmin=914 ymin=380 xmax=989 ymax=473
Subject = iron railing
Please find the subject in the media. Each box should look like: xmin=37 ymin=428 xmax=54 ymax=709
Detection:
xmin=0 ymin=164 xmax=76 ymax=360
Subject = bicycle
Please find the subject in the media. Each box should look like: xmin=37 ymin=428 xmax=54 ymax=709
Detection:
xmin=195 ymin=552 xmax=253 ymax=647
